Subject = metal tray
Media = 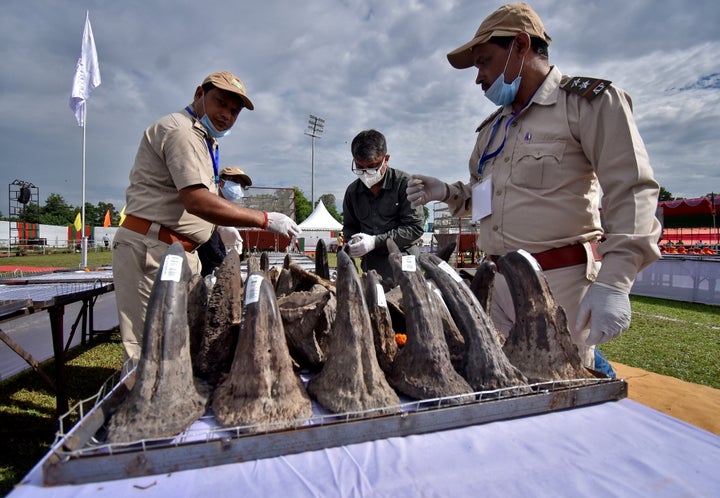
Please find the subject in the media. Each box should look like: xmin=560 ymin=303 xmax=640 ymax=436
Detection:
xmin=42 ymin=366 xmax=626 ymax=486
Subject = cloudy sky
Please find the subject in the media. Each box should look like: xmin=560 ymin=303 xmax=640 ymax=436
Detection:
xmin=1 ymin=0 xmax=718 ymax=220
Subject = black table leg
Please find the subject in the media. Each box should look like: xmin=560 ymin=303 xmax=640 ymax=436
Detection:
xmin=48 ymin=305 xmax=68 ymax=417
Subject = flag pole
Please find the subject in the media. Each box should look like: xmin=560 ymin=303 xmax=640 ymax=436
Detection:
xmin=81 ymin=107 xmax=87 ymax=268
xmin=70 ymin=10 xmax=100 ymax=269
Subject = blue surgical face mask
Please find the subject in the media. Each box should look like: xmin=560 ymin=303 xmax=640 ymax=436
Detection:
xmin=484 ymin=40 xmax=524 ymax=106
xmin=220 ymin=180 xmax=245 ymax=204
xmin=200 ymin=95 xmax=232 ymax=139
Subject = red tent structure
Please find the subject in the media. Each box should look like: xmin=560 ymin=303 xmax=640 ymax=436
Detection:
xmin=658 ymin=195 xmax=719 ymax=246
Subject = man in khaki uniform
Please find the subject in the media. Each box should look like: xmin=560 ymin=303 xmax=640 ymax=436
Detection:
xmin=198 ymin=166 xmax=255 ymax=276
xmin=406 ymin=3 xmax=661 ymax=366
xmin=216 ymin=166 xmax=253 ymax=255
xmin=113 ymin=71 xmax=301 ymax=360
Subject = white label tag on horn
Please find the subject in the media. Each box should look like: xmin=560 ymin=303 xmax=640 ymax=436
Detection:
xmin=245 ymin=274 xmax=263 ymax=304
xmin=160 ymin=255 xmax=183 ymax=282
xmin=376 ymin=284 xmax=387 ymax=307
xmin=401 ymin=255 xmax=417 ymax=272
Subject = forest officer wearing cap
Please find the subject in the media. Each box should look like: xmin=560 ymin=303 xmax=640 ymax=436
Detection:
xmin=197 ymin=166 xmax=255 ymax=276
xmin=216 ymin=166 xmax=254 ymax=262
xmin=405 ymin=3 xmax=661 ymax=368
xmin=114 ymin=71 xmax=301 ymax=361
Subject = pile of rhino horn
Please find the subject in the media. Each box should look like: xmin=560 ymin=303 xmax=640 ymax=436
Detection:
xmin=385 ymin=239 xmax=473 ymax=400
xmin=192 ymin=248 xmax=243 ymax=384
xmin=362 ymin=269 xmax=397 ymax=375
xmin=307 ymin=249 xmax=400 ymax=414
xmin=498 ymin=250 xmax=592 ymax=382
xmin=104 ymin=237 xmax=596 ymax=443
xmin=211 ymin=271 xmax=312 ymax=430
xmin=418 ymin=253 xmax=528 ymax=392
xmin=106 ymin=243 xmax=208 ymax=443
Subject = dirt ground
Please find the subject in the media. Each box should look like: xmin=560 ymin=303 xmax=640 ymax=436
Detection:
xmin=611 ymin=362 xmax=720 ymax=435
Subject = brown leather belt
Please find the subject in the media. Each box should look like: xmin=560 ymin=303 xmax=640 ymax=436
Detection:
xmin=490 ymin=243 xmax=587 ymax=271
xmin=121 ymin=214 xmax=199 ymax=252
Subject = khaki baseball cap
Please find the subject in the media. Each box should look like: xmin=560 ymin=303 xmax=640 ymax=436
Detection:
xmin=447 ymin=2 xmax=551 ymax=69
xmin=219 ymin=166 xmax=253 ymax=187
xmin=202 ymin=71 xmax=255 ymax=110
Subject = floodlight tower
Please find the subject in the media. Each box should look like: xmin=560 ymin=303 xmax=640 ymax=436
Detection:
xmin=304 ymin=114 xmax=325 ymax=207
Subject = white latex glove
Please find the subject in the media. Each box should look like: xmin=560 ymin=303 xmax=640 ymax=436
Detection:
xmin=266 ymin=212 xmax=302 ymax=237
xmin=406 ymin=174 xmax=449 ymax=208
xmin=576 ymin=282 xmax=632 ymax=345
xmin=348 ymin=232 xmax=376 ymax=257
xmin=216 ymin=226 xmax=243 ymax=254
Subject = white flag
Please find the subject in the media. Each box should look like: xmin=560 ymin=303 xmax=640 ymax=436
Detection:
xmin=69 ymin=11 xmax=101 ymax=127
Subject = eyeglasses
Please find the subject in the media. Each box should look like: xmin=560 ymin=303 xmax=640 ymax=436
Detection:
xmin=351 ymin=156 xmax=386 ymax=176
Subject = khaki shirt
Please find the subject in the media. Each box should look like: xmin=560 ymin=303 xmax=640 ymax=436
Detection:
xmin=125 ymin=106 xmax=218 ymax=244
xmin=445 ymin=66 xmax=661 ymax=292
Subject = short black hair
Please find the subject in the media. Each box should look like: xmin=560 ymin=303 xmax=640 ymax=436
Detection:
xmin=490 ymin=35 xmax=549 ymax=58
xmin=351 ymin=129 xmax=387 ymax=162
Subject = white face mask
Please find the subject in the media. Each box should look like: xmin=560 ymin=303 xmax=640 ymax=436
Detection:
xmin=220 ymin=180 xmax=245 ymax=204
xmin=353 ymin=159 xmax=385 ymax=188
xmin=360 ymin=168 xmax=384 ymax=189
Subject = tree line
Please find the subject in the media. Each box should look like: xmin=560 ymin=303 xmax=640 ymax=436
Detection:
xmin=5 ymin=194 xmax=119 ymax=226
xmin=0 ymin=186 xmax=695 ymax=227
xmin=2 ymin=189 xmax=346 ymax=227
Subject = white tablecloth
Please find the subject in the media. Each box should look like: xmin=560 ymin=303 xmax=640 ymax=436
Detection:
xmin=9 ymin=399 xmax=719 ymax=497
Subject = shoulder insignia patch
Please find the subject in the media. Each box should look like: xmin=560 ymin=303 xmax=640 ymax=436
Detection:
xmin=475 ymin=107 xmax=503 ymax=133
xmin=560 ymin=76 xmax=612 ymax=100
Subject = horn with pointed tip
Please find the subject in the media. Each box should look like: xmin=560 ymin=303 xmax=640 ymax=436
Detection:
xmin=307 ymin=249 xmax=400 ymax=414
xmin=386 ymin=239 xmax=472 ymax=400
xmin=498 ymin=250 xmax=591 ymax=382
xmin=212 ymin=271 xmax=312 ymax=430
xmin=107 ymin=243 xmax=208 ymax=442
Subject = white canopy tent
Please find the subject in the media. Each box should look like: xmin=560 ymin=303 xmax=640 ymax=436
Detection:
xmin=297 ymin=201 xmax=343 ymax=251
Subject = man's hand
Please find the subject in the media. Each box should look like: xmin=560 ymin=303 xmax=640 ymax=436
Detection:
xmin=348 ymin=233 xmax=376 ymax=257
xmin=406 ymin=174 xmax=449 ymax=208
xmin=266 ymin=212 xmax=302 ymax=237
xmin=576 ymin=282 xmax=632 ymax=345
xmin=216 ymin=226 xmax=243 ymax=253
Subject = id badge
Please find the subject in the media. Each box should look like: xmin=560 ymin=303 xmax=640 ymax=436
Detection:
xmin=472 ymin=178 xmax=492 ymax=221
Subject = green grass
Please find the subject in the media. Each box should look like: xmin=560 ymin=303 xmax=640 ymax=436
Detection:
xmin=599 ymin=295 xmax=720 ymax=388
xmin=0 ymin=251 xmax=113 ymax=271
xmin=0 ymin=248 xmax=330 ymax=273
xmin=0 ymin=276 xmax=717 ymax=494
xmin=0 ymin=332 xmax=124 ymax=496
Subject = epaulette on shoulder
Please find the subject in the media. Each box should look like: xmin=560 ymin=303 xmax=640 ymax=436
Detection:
xmin=560 ymin=76 xmax=612 ymax=100
xmin=475 ymin=107 xmax=503 ymax=133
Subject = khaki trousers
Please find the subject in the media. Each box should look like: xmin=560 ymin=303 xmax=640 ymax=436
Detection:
xmin=112 ymin=226 xmax=200 ymax=361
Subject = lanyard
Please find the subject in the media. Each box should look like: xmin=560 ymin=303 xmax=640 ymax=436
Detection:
xmin=477 ymin=113 xmax=517 ymax=175
xmin=477 ymin=86 xmax=541 ymax=175
xmin=185 ymin=106 xmax=220 ymax=184
xmin=208 ymin=143 xmax=219 ymax=184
